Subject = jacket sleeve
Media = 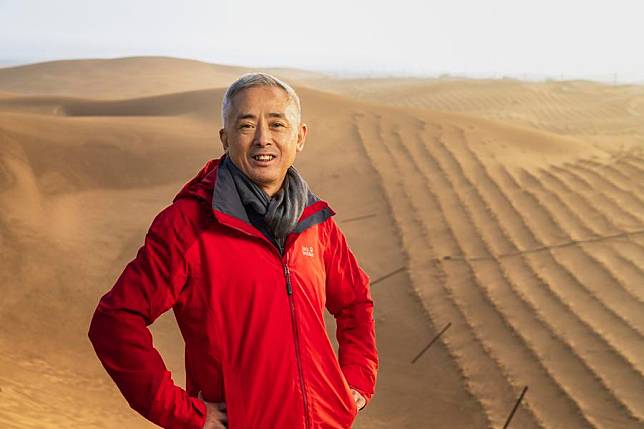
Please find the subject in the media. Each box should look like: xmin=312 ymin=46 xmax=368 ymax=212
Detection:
xmin=323 ymin=217 xmax=379 ymax=407
xmin=88 ymin=204 xmax=207 ymax=429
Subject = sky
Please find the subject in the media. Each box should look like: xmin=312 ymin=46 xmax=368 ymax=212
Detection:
xmin=1 ymin=0 xmax=643 ymax=81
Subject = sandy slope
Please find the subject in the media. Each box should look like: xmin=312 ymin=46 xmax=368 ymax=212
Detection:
xmin=0 ymin=58 xmax=642 ymax=428
xmin=0 ymin=56 xmax=326 ymax=100
xmin=307 ymin=77 xmax=644 ymax=145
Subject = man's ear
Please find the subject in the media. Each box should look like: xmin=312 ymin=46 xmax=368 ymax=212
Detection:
xmin=296 ymin=123 xmax=308 ymax=152
xmin=219 ymin=128 xmax=228 ymax=152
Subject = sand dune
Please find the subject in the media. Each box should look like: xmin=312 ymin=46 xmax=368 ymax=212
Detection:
xmin=0 ymin=89 xmax=222 ymax=118
xmin=0 ymin=57 xmax=250 ymax=99
xmin=1 ymin=57 xmax=642 ymax=428
xmin=0 ymin=56 xmax=327 ymax=100
xmin=309 ymin=77 xmax=644 ymax=144
xmin=353 ymin=108 xmax=644 ymax=427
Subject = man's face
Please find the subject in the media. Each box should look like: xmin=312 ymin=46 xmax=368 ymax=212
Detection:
xmin=219 ymin=86 xmax=307 ymax=197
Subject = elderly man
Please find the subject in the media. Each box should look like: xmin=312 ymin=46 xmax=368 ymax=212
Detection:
xmin=88 ymin=73 xmax=378 ymax=429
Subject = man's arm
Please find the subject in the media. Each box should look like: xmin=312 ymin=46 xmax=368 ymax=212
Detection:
xmin=323 ymin=217 xmax=379 ymax=408
xmin=88 ymin=204 xmax=207 ymax=429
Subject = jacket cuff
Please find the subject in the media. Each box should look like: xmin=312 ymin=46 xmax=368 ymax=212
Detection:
xmin=191 ymin=397 xmax=207 ymax=429
xmin=151 ymin=395 xmax=207 ymax=429
xmin=148 ymin=371 xmax=208 ymax=429
xmin=342 ymin=364 xmax=375 ymax=407
xmin=349 ymin=385 xmax=371 ymax=410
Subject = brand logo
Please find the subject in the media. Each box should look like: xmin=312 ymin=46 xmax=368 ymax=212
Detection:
xmin=302 ymin=245 xmax=314 ymax=257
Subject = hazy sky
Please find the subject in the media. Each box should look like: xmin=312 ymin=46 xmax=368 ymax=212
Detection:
xmin=1 ymin=0 xmax=643 ymax=80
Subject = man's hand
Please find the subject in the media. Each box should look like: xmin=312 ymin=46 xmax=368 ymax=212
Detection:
xmin=351 ymin=388 xmax=366 ymax=411
xmin=197 ymin=391 xmax=228 ymax=429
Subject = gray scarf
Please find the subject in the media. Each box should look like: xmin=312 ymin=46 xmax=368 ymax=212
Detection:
xmin=222 ymin=155 xmax=309 ymax=248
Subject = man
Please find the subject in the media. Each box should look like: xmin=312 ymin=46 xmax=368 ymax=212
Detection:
xmin=88 ymin=73 xmax=378 ymax=429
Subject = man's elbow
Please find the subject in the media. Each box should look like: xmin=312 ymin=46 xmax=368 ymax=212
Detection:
xmin=87 ymin=303 xmax=118 ymax=352
xmin=87 ymin=305 xmax=105 ymax=349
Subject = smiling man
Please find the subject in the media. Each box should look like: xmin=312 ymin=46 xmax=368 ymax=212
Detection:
xmin=88 ymin=73 xmax=379 ymax=429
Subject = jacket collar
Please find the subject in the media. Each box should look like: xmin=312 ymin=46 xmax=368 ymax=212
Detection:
xmin=173 ymin=154 xmax=335 ymax=239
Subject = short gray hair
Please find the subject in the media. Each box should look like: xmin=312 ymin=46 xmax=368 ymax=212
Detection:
xmin=221 ymin=72 xmax=301 ymax=126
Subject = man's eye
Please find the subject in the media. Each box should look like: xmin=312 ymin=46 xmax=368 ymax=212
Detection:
xmin=272 ymin=122 xmax=286 ymax=128
xmin=239 ymin=123 xmax=254 ymax=129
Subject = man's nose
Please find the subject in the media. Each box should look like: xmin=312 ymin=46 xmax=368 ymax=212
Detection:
xmin=253 ymin=122 xmax=271 ymax=146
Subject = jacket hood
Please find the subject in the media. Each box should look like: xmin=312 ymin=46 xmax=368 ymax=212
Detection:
xmin=173 ymin=157 xmax=220 ymax=204
xmin=172 ymin=154 xmax=335 ymax=234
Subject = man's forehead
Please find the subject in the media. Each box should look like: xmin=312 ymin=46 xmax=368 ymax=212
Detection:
xmin=236 ymin=112 xmax=288 ymax=120
xmin=232 ymin=85 xmax=290 ymax=104
xmin=230 ymin=86 xmax=298 ymax=118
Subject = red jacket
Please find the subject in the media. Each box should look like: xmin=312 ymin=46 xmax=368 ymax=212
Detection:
xmin=88 ymin=155 xmax=378 ymax=429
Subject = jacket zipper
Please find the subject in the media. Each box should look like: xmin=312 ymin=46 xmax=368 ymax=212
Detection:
xmin=283 ymin=259 xmax=312 ymax=429
xmin=213 ymin=219 xmax=313 ymax=427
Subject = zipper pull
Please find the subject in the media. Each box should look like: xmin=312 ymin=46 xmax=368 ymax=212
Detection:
xmin=284 ymin=264 xmax=292 ymax=295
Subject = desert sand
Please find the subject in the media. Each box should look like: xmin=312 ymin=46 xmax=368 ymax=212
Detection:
xmin=0 ymin=57 xmax=643 ymax=428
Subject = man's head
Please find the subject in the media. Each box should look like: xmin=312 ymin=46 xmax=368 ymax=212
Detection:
xmin=219 ymin=73 xmax=307 ymax=198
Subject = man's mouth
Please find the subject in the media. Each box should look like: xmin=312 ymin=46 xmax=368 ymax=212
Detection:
xmin=252 ymin=154 xmax=276 ymax=162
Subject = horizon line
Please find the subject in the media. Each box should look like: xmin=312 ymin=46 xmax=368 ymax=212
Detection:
xmin=1 ymin=55 xmax=642 ymax=85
